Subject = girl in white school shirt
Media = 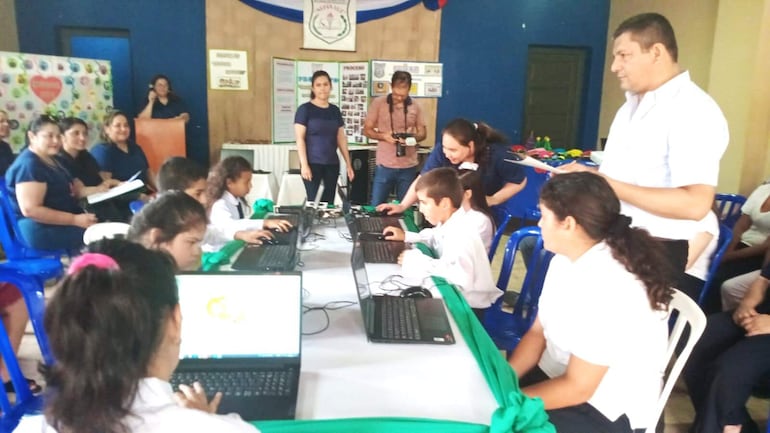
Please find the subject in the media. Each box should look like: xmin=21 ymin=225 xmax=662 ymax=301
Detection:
xmin=509 ymin=172 xmax=673 ymax=433
xmin=29 ymin=239 xmax=258 ymax=433
xmin=205 ymin=156 xmax=291 ymax=250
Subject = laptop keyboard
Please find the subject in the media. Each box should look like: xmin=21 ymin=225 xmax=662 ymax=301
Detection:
xmin=357 ymin=218 xmax=383 ymax=233
xmin=171 ymin=369 xmax=296 ymax=398
xmin=363 ymin=242 xmax=397 ymax=263
xmin=380 ymin=296 xmax=420 ymax=340
xmin=256 ymin=245 xmax=295 ymax=268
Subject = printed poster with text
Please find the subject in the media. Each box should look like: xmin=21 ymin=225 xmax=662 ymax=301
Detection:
xmin=295 ymin=60 xmax=340 ymax=107
xmin=0 ymin=51 xmax=113 ymax=150
xmin=272 ymin=58 xmax=297 ymax=143
xmin=370 ymin=60 xmax=442 ymax=98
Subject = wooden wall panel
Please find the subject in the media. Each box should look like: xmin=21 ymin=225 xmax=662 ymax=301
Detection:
xmin=205 ymin=1 xmax=442 ymax=164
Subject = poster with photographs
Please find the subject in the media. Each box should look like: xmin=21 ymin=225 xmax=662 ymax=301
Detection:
xmin=370 ymin=60 xmax=443 ymax=98
xmin=339 ymin=62 xmax=369 ymax=144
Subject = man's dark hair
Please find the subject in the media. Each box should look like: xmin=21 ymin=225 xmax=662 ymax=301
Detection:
xmin=613 ymin=13 xmax=678 ymax=62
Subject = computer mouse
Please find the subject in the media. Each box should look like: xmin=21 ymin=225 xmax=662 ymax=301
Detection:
xmin=258 ymin=236 xmax=278 ymax=245
xmin=359 ymin=232 xmax=386 ymax=241
xmin=400 ymin=287 xmax=432 ymax=299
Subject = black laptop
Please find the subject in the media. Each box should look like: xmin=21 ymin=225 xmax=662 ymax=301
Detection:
xmin=171 ymin=272 xmax=303 ymax=420
xmin=350 ymin=242 xmax=455 ymax=344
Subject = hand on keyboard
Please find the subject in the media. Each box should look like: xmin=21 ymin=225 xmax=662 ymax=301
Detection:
xmin=235 ymin=229 xmax=274 ymax=245
xmin=264 ymin=218 xmax=293 ymax=232
xmin=173 ymin=381 xmax=222 ymax=414
xmin=383 ymin=226 xmax=404 ymax=241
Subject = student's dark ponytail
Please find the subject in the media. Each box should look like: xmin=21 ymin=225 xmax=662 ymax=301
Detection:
xmin=442 ymin=118 xmax=507 ymax=169
xmin=42 ymin=239 xmax=178 ymax=433
xmin=540 ymin=172 xmax=674 ymax=310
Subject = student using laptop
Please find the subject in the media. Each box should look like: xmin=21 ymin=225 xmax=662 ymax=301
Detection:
xmin=157 ymin=157 xmax=274 ymax=249
xmin=38 ymin=239 xmax=258 ymax=433
xmin=509 ymin=172 xmax=673 ymax=433
xmin=383 ymin=167 xmax=499 ymax=320
xmin=205 ymin=156 xmax=292 ymax=251
xmin=128 ymin=191 xmax=208 ymax=271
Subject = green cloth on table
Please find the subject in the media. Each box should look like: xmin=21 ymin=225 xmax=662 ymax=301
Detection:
xmin=200 ymin=199 xmax=274 ymax=271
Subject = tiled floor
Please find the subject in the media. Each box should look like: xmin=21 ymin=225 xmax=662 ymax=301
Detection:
xmin=11 ymin=235 xmax=770 ymax=431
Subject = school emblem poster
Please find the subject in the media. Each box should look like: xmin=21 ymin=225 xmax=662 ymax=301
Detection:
xmin=0 ymin=51 xmax=113 ymax=150
xmin=303 ymin=0 xmax=357 ymax=52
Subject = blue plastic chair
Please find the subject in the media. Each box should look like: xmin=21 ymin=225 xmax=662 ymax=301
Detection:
xmin=697 ymin=223 xmax=733 ymax=307
xmin=488 ymin=213 xmax=512 ymax=261
xmin=0 ymin=181 xmax=64 ymax=365
xmin=715 ymin=193 xmax=747 ymax=229
xmin=0 ymin=282 xmax=43 ymax=432
xmin=483 ymin=227 xmax=554 ymax=355
xmin=129 ymin=199 xmax=145 ymax=215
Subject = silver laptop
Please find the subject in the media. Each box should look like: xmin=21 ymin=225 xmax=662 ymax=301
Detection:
xmin=172 ymin=272 xmax=303 ymax=420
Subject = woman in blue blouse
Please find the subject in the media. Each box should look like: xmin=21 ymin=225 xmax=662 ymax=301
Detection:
xmin=137 ymin=74 xmax=190 ymax=122
xmin=0 ymin=110 xmax=15 ymax=175
xmin=90 ymin=110 xmax=156 ymax=191
xmin=5 ymin=115 xmax=97 ymax=251
xmin=377 ymin=118 xmax=527 ymax=214
xmin=294 ymin=70 xmax=354 ymax=203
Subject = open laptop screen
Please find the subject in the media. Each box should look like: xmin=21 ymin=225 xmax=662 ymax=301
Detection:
xmin=176 ymin=273 xmax=302 ymax=360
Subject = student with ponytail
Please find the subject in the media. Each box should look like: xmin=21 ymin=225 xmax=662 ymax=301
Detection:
xmin=377 ymin=118 xmax=527 ymax=212
xmin=38 ymin=239 xmax=258 ymax=433
xmin=509 ymin=172 xmax=673 ymax=433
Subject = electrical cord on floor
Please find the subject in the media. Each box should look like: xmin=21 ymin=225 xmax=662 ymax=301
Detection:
xmin=301 ymin=300 xmax=357 ymax=335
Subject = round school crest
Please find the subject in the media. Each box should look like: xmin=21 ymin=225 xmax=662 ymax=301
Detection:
xmin=308 ymin=0 xmax=352 ymax=45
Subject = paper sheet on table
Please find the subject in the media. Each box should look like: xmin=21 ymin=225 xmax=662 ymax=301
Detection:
xmin=504 ymin=157 xmax=565 ymax=173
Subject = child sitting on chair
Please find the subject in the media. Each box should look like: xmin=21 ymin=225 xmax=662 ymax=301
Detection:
xmin=383 ymin=167 xmax=499 ymax=320
xmin=205 ymin=156 xmax=292 ymax=251
xmin=158 ymin=157 xmax=274 ymax=251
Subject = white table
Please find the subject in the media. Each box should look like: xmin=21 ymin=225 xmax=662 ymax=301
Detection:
xmin=289 ymin=217 xmax=498 ymax=423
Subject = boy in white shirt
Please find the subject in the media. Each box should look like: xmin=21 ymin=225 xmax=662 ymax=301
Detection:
xmin=383 ymin=167 xmax=500 ymax=320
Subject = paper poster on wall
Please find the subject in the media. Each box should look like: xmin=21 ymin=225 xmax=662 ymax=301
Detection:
xmin=0 ymin=51 xmax=113 ymax=150
xmin=370 ymin=60 xmax=443 ymax=98
xmin=339 ymin=62 xmax=369 ymax=144
xmin=296 ymin=61 xmax=340 ymax=107
xmin=209 ymin=49 xmax=249 ymax=90
xmin=272 ymin=57 xmax=297 ymax=143
xmin=303 ymin=0 xmax=357 ymax=52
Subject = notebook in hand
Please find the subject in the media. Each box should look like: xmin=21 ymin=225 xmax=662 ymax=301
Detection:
xmin=86 ymin=179 xmax=144 ymax=204
xmin=172 ymin=272 xmax=303 ymax=420
xmin=350 ymin=242 xmax=454 ymax=345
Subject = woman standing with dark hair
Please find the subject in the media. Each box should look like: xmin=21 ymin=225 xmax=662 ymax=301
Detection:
xmin=294 ymin=70 xmax=354 ymax=203
xmin=378 ymin=118 xmax=527 ymax=214
xmin=509 ymin=172 xmax=673 ymax=433
xmin=39 ymin=239 xmax=258 ymax=433
xmin=138 ymin=74 xmax=190 ymax=123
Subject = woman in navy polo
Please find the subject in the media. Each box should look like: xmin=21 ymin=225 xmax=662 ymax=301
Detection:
xmin=138 ymin=74 xmax=189 ymax=122
xmin=378 ymin=118 xmax=527 ymax=214
xmin=5 ymin=114 xmax=97 ymax=250
xmin=90 ymin=110 xmax=156 ymax=191
xmin=294 ymin=70 xmax=354 ymax=203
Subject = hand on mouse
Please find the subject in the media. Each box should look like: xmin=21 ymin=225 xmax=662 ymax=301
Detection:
xmin=383 ymin=226 xmax=404 ymax=241
xmin=235 ymin=229 xmax=274 ymax=245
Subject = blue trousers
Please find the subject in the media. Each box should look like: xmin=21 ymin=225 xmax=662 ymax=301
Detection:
xmin=370 ymin=165 xmax=416 ymax=206
xmin=17 ymin=218 xmax=84 ymax=252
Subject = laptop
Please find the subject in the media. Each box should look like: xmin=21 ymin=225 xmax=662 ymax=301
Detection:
xmin=350 ymin=242 xmax=455 ymax=344
xmin=171 ymin=272 xmax=303 ymax=420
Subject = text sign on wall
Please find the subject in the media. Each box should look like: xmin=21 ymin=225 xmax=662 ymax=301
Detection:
xmin=370 ymin=60 xmax=443 ymax=98
xmin=209 ymin=49 xmax=249 ymax=90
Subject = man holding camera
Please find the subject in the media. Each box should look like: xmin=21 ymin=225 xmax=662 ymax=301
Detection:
xmin=363 ymin=71 xmax=427 ymax=206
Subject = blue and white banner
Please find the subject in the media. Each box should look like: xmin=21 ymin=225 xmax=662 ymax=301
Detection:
xmin=240 ymin=0 xmax=443 ymax=23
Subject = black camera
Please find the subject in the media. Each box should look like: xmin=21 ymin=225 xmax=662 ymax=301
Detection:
xmin=392 ymin=133 xmax=413 ymax=157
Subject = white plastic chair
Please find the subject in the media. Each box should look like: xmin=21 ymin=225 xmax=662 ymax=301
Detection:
xmin=646 ymin=288 xmax=707 ymax=433
xmin=245 ymin=172 xmax=274 ymax=205
xmin=276 ymin=173 xmax=307 ymax=207
xmin=83 ymin=222 xmax=131 ymax=245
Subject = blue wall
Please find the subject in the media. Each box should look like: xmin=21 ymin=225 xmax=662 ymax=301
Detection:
xmin=437 ymin=0 xmax=610 ymax=149
xmin=15 ymin=0 xmax=210 ymax=165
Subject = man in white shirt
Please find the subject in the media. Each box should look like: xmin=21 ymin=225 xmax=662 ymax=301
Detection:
xmin=564 ymin=13 xmax=729 ymax=279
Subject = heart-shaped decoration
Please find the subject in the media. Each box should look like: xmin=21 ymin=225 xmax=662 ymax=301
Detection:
xmin=30 ymin=76 xmax=63 ymax=104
